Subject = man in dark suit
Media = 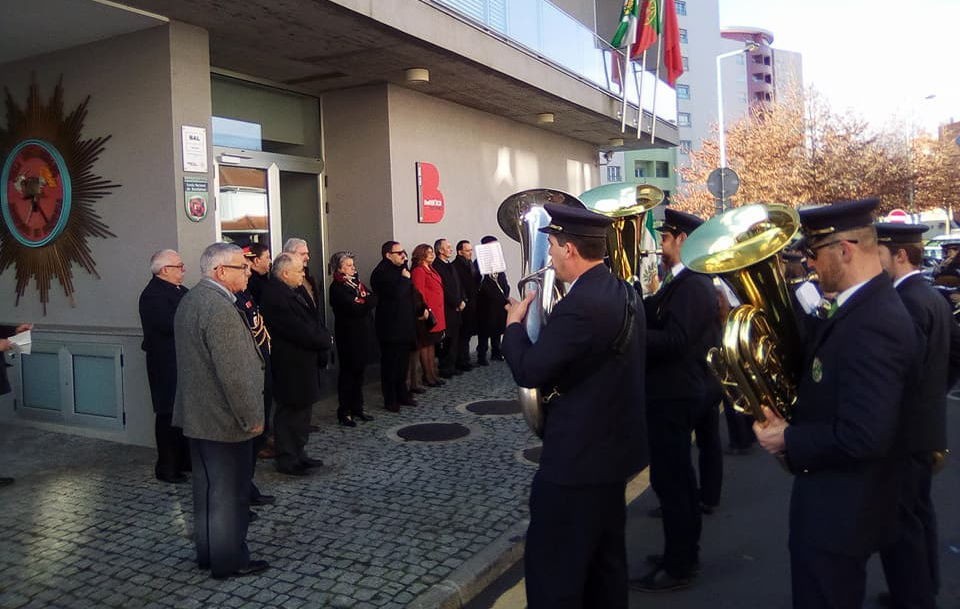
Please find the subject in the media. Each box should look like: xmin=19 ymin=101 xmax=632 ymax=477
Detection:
xmin=138 ymin=249 xmax=191 ymax=483
xmin=243 ymin=243 xmax=271 ymax=304
xmin=755 ymin=199 xmax=917 ymax=609
xmin=475 ymin=235 xmax=510 ymax=365
xmin=633 ymin=209 xmax=721 ymax=592
xmin=875 ymin=222 xmax=960 ymax=608
xmin=433 ymin=238 xmax=465 ymax=378
xmin=503 ymin=204 xmax=647 ymax=609
xmin=260 ymin=253 xmax=332 ymax=476
xmin=453 ymin=240 xmax=478 ymax=371
xmin=1 ymin=322 xmax=32 ymax=487
xmin=370 ymin=241 xmax=418 ymax=412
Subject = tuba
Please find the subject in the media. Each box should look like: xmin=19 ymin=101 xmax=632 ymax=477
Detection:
xmin=580 ymin=182 xmax=664 ymax=294
xmin=680 ymin=203 xmax=802 ymax=422
xmin=497 ymin=189 xmax=585 ymax=437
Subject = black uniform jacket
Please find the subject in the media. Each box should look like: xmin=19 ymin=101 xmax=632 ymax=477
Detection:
xmin=370 ymin=259 xmax=417 ymax=346
xmin=643 ymin=268 xmax=720 ymax=401
xmin=433 ymin=258 xmax=463 ymax=331
xmin=784 ymin=273 xmax=917 ymax=556
xmin=247 ymin=271 xmax=269 ymax=304
xmin=896 ymin=272 xmax=960 ymax=452
xmin=138 ymin=276 xmax=188 ymax=414
xmin=260 ymin=277 xmax=332 ymax=407
xmin=0 ymin=325 xmax=16 ymax=396
xmin=476 ymin=265 xmax=510 ymax=335
xmin=453 ymin=255 xmax=479 ymax=335
xmin=329 ymin=278 xmax=379 ymax=368
xmin=502 ymin=264 xmax=648 ymax=486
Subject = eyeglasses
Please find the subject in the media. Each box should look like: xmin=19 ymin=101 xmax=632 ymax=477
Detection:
xmin=163 ymin=263 xmax=185 ymax=270
xmin=218 ymin=263 xmax=250 ymax=271
xmin=389 ymin=250 xmax=407 ymax=256
xmin=802 ymin=239 xmax=859 ymax=261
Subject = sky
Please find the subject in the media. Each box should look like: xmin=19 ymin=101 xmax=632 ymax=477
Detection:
xmin=718 ymin=0 xmax=960 ymax=137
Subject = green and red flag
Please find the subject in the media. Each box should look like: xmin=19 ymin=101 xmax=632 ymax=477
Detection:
xmin=662 ymin=0 xmax=684 ymax=84
xmin=610 ymin=0 xmax=640 ymax=49
xmin=630 ymin=0 xmax=660 ymax=59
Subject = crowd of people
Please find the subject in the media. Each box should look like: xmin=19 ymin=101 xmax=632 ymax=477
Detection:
xmin=136 ymin=234 xmax=512 ymax=579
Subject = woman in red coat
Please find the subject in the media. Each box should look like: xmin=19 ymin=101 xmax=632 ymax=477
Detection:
xmin=410 ymin=243 xmax=446 ymax=387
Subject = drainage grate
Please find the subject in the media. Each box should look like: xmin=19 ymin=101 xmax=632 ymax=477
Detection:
xmin=521 ymin=445 xmax=542 ymax=464
xmin=396 ymin=422 xmax=471 ymax=443
xmin=465 ymin=399 xmax=521 ymax=416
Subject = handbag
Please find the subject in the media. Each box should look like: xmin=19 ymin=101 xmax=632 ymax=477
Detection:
xmin=425 ymin=308 xmax=437 ymax=329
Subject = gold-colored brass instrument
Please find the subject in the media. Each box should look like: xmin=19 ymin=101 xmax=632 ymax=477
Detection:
xmin=580 ymin=182 xmax=665 ymax=295
xmin=681 ymin=203 xmax=802 ymax=422
xmin=497 ymin=189 xmax=585 ymax=437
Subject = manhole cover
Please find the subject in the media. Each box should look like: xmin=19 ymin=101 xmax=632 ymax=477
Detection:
xmin=522 ymin=445 xmax=542 ymax=464
xmin=396 ymin=422 xmax=471 ymax=442
xmin=465 ymin=399 xmax=521 ymax=416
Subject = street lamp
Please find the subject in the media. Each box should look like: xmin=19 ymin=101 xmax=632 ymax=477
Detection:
xmin=716 ymin=42 xmax=759 ymax=210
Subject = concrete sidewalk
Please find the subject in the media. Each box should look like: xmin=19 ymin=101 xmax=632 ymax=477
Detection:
xmin=0 ymin=361 xmax=536 ymax=609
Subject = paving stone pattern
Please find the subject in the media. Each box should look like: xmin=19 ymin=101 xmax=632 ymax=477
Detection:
xmin=0 ymin=362 xmax=538 ymax=609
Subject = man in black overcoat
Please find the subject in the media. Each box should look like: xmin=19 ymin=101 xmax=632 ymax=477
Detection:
xmin=755 ymin=199 xmax=917 ymax=609
xmin=243 ymin=243 xmax=271 ymax=304
xmin=633 ymin=209 xmax=721 ymax=592
xmin=259 ymin=253 xmax=332 ymax=476
xmin=1 ymin=322 xmax=32 ymax=486
xmin=502 ymin=204 xmax=647 ymax=609
xmin=370 ymin=241 xmax=418 ymax=412
xmin=876 ymin=222 xmax=960 ymax=608
xmin=475 ymin=235 xmax=510 ymax=365
xmin=433 ymin=238 xmax=465 ymax=378
xmin=453 ymin=240 xmax=478 ymax=371
xmin=138 ymin=249 xmax=190 ymax=483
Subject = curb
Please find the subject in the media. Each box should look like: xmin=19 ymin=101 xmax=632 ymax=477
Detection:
xmin=408 ymin=518 xmax=529 ymax=609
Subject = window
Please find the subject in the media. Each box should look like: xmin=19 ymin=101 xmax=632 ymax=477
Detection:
xmin=676 ymin=1 xmax=686 ymax=15
xmin=678 ymin=112 xmax=691 ymax=127
xmin=679 ymin=140 xmax=692 ymax=155
xmin=634 ymin=160 xmax=651 ymax=178
xmin=679 ymin=28 xmax=688 ymax=43
xmin=606 ymin=165 xmax=622 ymax=182
xmin=655 ymin=161 xmax=670 ymax=178
xmin=676 ymin=84 xmax=690 ymax=100
xmin=682 ymin=56 xmax=689 ymax=71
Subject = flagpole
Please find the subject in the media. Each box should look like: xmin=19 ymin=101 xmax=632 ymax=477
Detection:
xmin=634 ymin=51 xmax=647 ymax=139
xmin=651 ymin=37 xmax=663 ymax=144
xmin=620 ymin=49 xmax=629 ymax=133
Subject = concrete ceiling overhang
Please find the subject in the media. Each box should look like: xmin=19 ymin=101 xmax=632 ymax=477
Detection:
xmin=2 ymin=0 xmax=677 ymax=150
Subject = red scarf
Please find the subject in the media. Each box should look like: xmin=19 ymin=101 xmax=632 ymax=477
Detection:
xmin=334 ymin=271 xmax=369 ymax=303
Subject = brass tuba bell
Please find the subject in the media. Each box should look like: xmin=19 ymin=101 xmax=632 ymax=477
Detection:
xmin=580 ymin=182 xmax=664 ymax=295
xmin=681 ymin=203 xmax=802 ymax=422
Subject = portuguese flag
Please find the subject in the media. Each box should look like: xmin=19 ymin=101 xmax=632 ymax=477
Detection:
xmin=631 ymin=0 xmax=660 ymax=59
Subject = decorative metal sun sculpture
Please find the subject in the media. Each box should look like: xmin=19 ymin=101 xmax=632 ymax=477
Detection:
xmin=0 ymin=78 xmax=119 ymax=312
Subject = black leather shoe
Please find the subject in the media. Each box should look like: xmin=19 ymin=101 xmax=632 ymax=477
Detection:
xmin=0 ymin=477 xmax=15 ymax=487
xmin=250 ymin=494 xmax=275 ymax=506
xmin=212 ymin=559 xmax=270 ymax=580
xmin=300 ymin=457 xmax=324 ymax=468
xmin=357 ymin=413 xmax=374 ymax=422
xmin=477 ymin=358 xmax=489 ymax=366
xmin=156 ymin=472 xmax=188 ymax=484
xmin=457 ymin=364 xmax=473 ymax=372
xmin=248 ymin=510 xmax=259 ymax=523
xmin=308 ymin=424 xmax=320 ymax=432
xmin=630 ymin=568 xmax=694 ymax=592
xmin=439 ymin=371 xmax=455 ymax=379
xmin=409 ymin=387 xmax=426 ymax=394
xmin=385 ymin=403 xmax=400 ymax=412
xmin=339 ymin=417 xmax=357 ymax=427
xmin=399 ymin=398 xmax=419 ymax=407
xmin=645 ymin=554 xmax=701 ymax=575
xmin=276 ymin=464 xmax=308 ymax=476
xmin=491 ymin=353 xmax=505 ymax=361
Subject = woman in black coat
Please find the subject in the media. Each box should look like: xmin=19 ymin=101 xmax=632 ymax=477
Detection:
xmin=329 ymin=251 xmax=378 ymax=426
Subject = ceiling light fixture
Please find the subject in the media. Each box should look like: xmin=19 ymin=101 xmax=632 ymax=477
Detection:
xmin=536 ymin=113 xmax=555 ymax=124
xmin=405 ymin=68 xmax=430 ymax=84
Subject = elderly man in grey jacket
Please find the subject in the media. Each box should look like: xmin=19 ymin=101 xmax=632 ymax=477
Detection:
xmin=173 ymin=242 xmax=268 ymax=580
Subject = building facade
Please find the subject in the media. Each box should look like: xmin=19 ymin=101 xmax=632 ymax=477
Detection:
xmin=0 ymin=0 xmax=678 ymax=446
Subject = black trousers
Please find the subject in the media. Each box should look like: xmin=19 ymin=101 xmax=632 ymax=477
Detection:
xmin=722 ymin=396 xmax=756 ymax=449
xmin=880 ymin=453 xmax=938 ymax=609
xmin=273 ymin=402 xmax=312 ymax=470
xmin=456 ymin=326 xmax=474 ymax=368
xmin=438 ymin=316 xmax=460 ymax=375
xmin=790 ymin=541 xmax=868 ymax=609
xmin=694 ymin=393 xmax=723 ymax=508
xmin=379 ymin=340 xmax=411 ymax=406
xmin=525 ymin=473 xmax=628 ymax=609
xmin=647 ymin=397 xmax=702 ymax=577
xmin=337 ymin=361 xmax=366 ymax=419
xmin=476 ymin=331 xmax=502 ymax=358
xmin=189 ymin=438 xmax=253 ymax=578
xmin=154 ymin=412 xmax=190 ymax=477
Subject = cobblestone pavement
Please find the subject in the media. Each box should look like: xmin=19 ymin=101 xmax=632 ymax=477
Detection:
xmin=0 ymin=362 xmax=539 ymax=609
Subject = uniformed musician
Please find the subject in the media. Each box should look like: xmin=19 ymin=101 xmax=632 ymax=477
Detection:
xmin=502 ymin=204 xmax=647 ymax=609
xmin=875 ymin=222 xmax=960 ymax=608
xmin=632 ymin=208 xmax=721 ymax=592
xmin=754 ymin=198 xmax=917 ymax=609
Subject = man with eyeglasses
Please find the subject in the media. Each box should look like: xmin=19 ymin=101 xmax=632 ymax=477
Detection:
xmin=139 ymin=249 xmax=191 ymax=483
xmin=172 ymin=242 xmax=268 ymax=579
xmin=260 ymin=253 xmax=333 ymax=476
xmin=371 ymin=241 xmax=419 ymax=412
xmin=754 ymin=198 xmax=917 ymax=609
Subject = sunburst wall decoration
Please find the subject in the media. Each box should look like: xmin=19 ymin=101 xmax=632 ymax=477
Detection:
xmin=0 ymin=77 xmax=120 ymax=312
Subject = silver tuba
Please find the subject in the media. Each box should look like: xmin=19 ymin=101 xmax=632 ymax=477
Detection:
xmin=496 ymin=189 xmax=585 ymax=437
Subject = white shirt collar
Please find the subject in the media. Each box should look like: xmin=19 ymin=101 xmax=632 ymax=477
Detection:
xmin=202 ymin=277 xmax=237 ymax=303
xmin=670 ymin=262 xmax=685 ymax=277
xmin=835 ymin=279 xmax=869 ymax=309
xmin=892 ymin=269 xmax=921 ymax=289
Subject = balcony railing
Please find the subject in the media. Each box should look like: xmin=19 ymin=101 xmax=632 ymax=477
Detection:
xmin=424 ymin=0 xmax=678 ymax=125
